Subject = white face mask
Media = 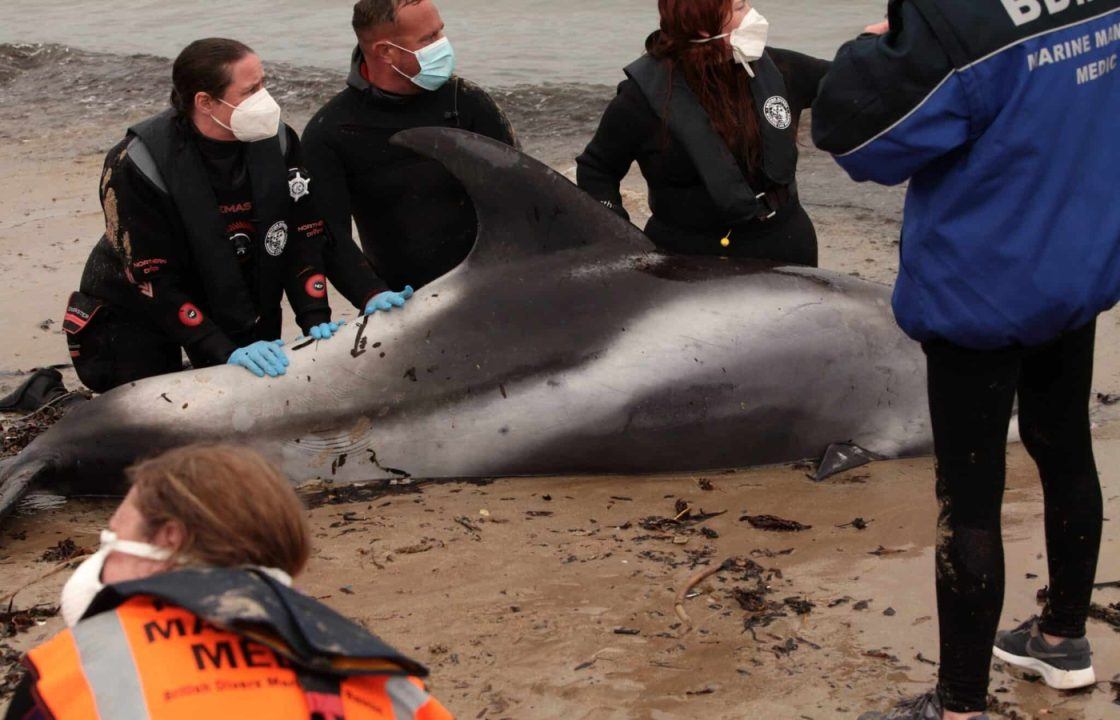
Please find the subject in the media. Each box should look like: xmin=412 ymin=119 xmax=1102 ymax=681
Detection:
xmin=60 ymin=530 xmax=173 ymax=627
xmin=210 ymin=87 xmax=282 ymax=143
xmin=59 ymin=530 xmax=296 ymax=627
xmin=691 ymin=8 xmax=770 ymax=77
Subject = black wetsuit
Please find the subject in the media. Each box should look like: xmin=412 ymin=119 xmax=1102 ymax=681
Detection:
xmin=301 ymin=48 xmax=517 ymax=303
xmin=577 ymin=46 xmax=829 ymax=266
xmin=66 ymin=112 xmax=330 ymax=393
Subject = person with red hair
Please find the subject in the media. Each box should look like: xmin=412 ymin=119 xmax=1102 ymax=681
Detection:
xmin=577 ymin=0 xmax=829 ymax=266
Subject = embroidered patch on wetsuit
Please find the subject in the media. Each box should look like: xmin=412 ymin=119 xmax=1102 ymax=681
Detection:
xmin=178 ymin=303 xmax=204 ymax=327
xmin=305 ymin=273 xmax=327 ymax=299
xmin=63 ymin=292 xmax=104 ymax=334
xmin=288 ymin=170 xmax=310 ymax=202
xmin=264 ymin=221 xmax=288 ymax=257
xmin=763 ymin=96 xmax=792 ymax=130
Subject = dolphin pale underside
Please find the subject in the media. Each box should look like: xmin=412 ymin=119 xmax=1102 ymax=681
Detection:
xmin=0 ymin=128 xmax=932 ymax=520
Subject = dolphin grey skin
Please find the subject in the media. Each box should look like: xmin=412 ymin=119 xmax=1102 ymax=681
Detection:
xmin=0 ymin=128 xmax=933 ymax=520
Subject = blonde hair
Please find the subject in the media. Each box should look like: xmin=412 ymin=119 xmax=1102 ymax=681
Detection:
xmin=127 ymin=444 xmax=311 ymax=577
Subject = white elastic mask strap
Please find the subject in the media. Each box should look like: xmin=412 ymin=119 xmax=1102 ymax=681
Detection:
xmin=385 ymin=40 xmax=417 ymax=57
xmin=209 ymin=112 xmax=235 ymax=133
xmin=100 ymin=530 xmax=174 ymax=562
xmin=386 ymin=42 xmax=416 ymax=81
xmin=257 ymin=567 xmax=293 ymax=587
xmin=690 ymin=32 xmax=730 ymax=45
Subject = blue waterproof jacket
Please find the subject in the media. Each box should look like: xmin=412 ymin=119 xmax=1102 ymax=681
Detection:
xmin=813 ymin=0 xmax=1120 ymax=349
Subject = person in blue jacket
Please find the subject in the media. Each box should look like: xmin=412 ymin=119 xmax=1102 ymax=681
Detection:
xmin=812 ymin=2 xmax=1120 ymax=719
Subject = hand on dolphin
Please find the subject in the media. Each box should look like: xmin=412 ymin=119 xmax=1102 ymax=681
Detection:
xmin=227 ymin=340 xmax=289 ymax=378
xmin=306 ymin=320 xmax=345 ymax=341
xmin=364 ymin=286 xmax=414 ymax=315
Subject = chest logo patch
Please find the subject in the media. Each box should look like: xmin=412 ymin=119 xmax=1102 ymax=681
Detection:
xmin=288 ymin=171 xmax=310 ymax=202
xmin=264 ymin=221 xmax=288 ymax=257
xmin=763 ymin=96 xmax=792 ymax=130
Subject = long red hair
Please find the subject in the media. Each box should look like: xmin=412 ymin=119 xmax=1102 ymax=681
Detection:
xmin=649 ymin=0 xmax=762 ymax=171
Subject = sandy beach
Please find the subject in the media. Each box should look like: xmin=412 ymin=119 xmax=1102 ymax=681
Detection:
xmin=2 ymin=103 xmax=1119 ymax=719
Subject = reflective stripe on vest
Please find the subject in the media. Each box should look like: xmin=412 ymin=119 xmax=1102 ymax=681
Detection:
xmin=26 ymin=597 xmax=454 ymax=720
xmin=72 ymin=610 xmax=152 ymax=719
xmin=25 ymin=624 xmax=100 ymax=718
xmin=387 ymin=677 xmax=431 ymax=720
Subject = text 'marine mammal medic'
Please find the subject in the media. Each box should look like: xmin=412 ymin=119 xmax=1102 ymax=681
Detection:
xmin=812 ymin=0 xmax=1120 ymax=350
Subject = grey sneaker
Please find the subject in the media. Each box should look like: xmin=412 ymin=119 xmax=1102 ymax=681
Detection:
xmin=858 ymin=691 xmax=990 ymax=720
xmin=993 ymin=616 xmax=1096 ymax=690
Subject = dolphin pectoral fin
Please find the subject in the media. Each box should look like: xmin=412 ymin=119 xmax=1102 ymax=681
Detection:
xmin=389 ymin=127 xmax=650 ymax=267
xmin=812 ymin=443 xmax=883 ymax=482
xmin=0 ymin=456 xmax=52 ymax=523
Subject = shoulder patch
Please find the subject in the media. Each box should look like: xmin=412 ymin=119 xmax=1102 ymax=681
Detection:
xmin=762 ymin=96 xmax=792 ymax=130
xmin=125 ymin=137 xmax=169 ymax=194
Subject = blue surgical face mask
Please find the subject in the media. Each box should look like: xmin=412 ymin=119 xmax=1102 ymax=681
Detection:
xmin=388 ymin=36 xmax=456 ymax=92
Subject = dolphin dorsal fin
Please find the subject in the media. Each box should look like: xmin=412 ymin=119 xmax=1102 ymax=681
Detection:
xmin=390 ymin=128 xmax=650 ymax=268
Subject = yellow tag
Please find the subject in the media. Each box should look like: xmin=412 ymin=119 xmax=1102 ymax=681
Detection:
xmin=720 ymin=235 xmax=731 ymax=248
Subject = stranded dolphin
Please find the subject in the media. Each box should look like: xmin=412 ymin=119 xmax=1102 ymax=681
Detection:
xmin=0 ymin=127 xmax=932 ymax=520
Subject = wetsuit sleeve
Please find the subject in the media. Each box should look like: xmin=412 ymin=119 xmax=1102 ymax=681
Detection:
xmin=459 ymin=80 xmax=519 ymax=149
xmin=100 ymin=145 xmax=238 ymax=364
xmin=768 ymin=48 xmax=832 ymax=109
xmin=810 ymin=1 xmax=969 ymax=186
xmin=300 ymin=115 xmax=387 ymax=311
xmin=575 ymin=80 xmax=647 ymax=222
xmin=282 ymin=128 xmax=333 ymax=333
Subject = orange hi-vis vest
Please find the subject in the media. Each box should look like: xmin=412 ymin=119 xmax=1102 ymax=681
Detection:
xmin=25 ymin=596 xmax=452 ymax=719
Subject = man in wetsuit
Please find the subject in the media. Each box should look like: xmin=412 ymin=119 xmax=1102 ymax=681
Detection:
xmin=301 ymin=0 xmax=518 ymax=301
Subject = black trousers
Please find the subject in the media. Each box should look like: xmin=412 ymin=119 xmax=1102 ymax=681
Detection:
xmin=68 ymin=307 xmax=184 ymax=393
xmin=923 ymin=321 xmax=1103 ymax=712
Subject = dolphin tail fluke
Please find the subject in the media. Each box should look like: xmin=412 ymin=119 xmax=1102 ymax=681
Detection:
xmin=390 ymin=127 xmax=650 ymax=268
xmin=0 ymin=456 xmax=51 ymax=524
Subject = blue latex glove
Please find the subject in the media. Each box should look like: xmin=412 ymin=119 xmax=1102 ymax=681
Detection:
xmin=364 ymin=285 xmax=414 ymax=316
xmin=227 ymin=340 xmax=289 ymax=378
xmin=307 ymin=320 xmax=344 ymax=341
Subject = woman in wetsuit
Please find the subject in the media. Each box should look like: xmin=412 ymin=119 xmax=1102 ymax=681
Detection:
xmin=65 ymin=39 xmax=409 ymax=393
xmin=577 ymin=0 xmax=830 ymax=266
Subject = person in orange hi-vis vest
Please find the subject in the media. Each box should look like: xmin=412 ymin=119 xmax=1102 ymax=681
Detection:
xmin=3 ymin=444 xmax=452 ymax=720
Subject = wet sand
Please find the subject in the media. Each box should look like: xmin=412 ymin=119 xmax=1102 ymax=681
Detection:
xmin=2 ymin=119 xmax=1120 ymax=718
xmin=3 ymin=441 xmax=1119 ymax=718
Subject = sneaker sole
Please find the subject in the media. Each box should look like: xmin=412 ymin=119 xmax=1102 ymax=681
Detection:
xmin=992 ymin=646 xmax=1096 ymax=690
